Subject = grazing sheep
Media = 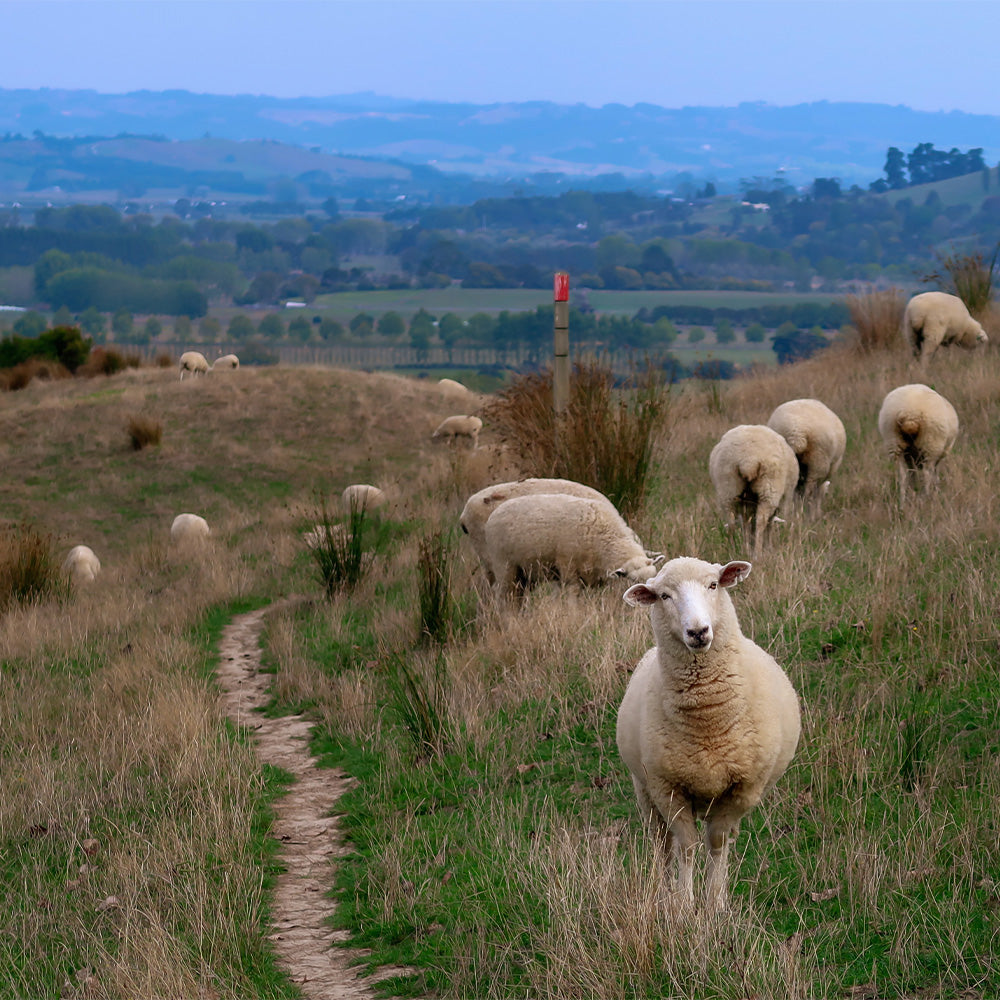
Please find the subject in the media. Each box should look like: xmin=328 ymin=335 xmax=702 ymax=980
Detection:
xmin=902 ymin=291 xmax=988 ymax=366
xmin=62 ymin=544 xmax=101 ymax=584
xmin=341 ymin=484 xmax=385 ymax=513
xmin=708 ymin=425 xmax=799 ymax=560
xmin=178 ymin=351 xmax=210 ymax=380
xmin=460 ymin=477 xmax=655 ymax=584
xmin=483 ymin=493 xmax=661 ymax=600
xmin=617 ymin=557 xmax=800 ymax=910
xmin=437 ymin=377 xmax=470 ymax=400
xmin=212 ymin=354 xmax=240 ymax=371
xmin=878 ymin=383 xmax=959 ymax=502
xmin=766 ymin=398 xmax=846 ymax=517
xmin=432 ymin=414 xmax=483 ymax=449
xmin=170 ymin=512 xmax=211 ymax=543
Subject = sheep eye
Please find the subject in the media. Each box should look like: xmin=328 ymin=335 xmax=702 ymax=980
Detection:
xmin=708 ymin=582 xmax=718 ymax=590
xmin=659 ymin=592 xmax=670 ymax=600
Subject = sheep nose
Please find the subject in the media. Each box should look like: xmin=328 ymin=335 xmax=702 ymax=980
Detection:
xmin=686 ymin=625 xmax=710 ymax=647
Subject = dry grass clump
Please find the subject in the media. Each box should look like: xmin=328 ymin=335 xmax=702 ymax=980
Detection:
xmin=924 ymin=245 xmax=999 ymax=318
xmin=845 ymin=287 xmax=907 ymax=355
xmin=126 ymin=412 xmax=163 ymax=450
xmin=155 ymin=351 xmax=174 ymax=368
xmin=484 ymin=359 xmax=670 ymax=517
xmin=0 ymin=357 xmax=72 ymax=391
xmin=0 ymin=523 xmax=62 ymax=609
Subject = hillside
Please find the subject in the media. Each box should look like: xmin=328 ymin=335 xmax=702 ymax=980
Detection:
xmin=3 ymin=341 xmax=1000 ymax=997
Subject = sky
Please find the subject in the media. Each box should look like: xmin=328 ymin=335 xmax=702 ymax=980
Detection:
xmin=4 ymin=0 xmax=1000 ymax=116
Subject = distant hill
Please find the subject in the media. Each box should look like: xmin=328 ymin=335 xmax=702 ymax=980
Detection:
xmin=2 ymin=88 xmax=1000 ymax=191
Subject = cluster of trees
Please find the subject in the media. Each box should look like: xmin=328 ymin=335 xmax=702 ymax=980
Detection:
xmin=870 ymin=143 xmax=986 ymax=192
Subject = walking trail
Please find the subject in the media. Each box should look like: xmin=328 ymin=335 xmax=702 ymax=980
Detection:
xmin=216 ymin=606 xmax=413 ymax=999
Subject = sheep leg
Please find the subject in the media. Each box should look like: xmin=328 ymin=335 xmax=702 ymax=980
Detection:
xmin=704 ymin=812 xmax=741 ymax=912
xmin=633 ymin=780 xmax=674 ymax=861
xmin=645 ymin=785 xmax=697 ymax=902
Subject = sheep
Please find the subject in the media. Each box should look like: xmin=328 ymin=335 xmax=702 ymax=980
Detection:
xmin=432 ymin=414 xmax=482 ymax=449
xmin=178 ymin=351 xmax=210 ymax=380
xmin=877 ymin=383 xmax=959 ymax=502
xmin=437 ymin=377 xmax=470 ymax=400
xmin=212 ymin=354 xmax=240 ymax=371
xmin=902 ymin=291 xmax=988 ymax=366
xmin=303 ymin=522 xmax=347 ymax=549
xmin=483 ymin=493 xmax=661 ymax=601
xmin=170 ymin=512 xmax=211 ymax=544
xmin=341 ymin=484 xmax=385 ymax=514
xmin=617 ymin=557 xmax=800 ymax=910
xmin=766 ymin=398 xmax=846 ymax=517
xmin=708 ymin=424 xmax=799 ymax=560
xmin=62 ymin=544 xmax=101 ymax=584
xmin=460 ymin=477 xmax=656 ymax=584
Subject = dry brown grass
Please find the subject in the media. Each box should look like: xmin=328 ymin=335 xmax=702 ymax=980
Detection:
xmin=0 ymin=356 xmax=73 ymax=391
xmin=844 ymin=286 xmax=907 ymax=355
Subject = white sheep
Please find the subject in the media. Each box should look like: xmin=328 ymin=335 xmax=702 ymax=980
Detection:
xmin=437 ymin=377 xmax=470 ymax=400
xmin=212 ymin=354 xmax=240 ymax=371
xmin=341 ymin=484 xmax=386 ymax=514
xmin=460 ymin=477 xmax=655 ymax=584
xmin=432 ymin=414 xmax=483 ymax=449
xmin=170 ymin=512 xmax=211 ymax=543
xmin=766 ymin=398 xmax=846 ymax=517
xmin=902 ymin=291 xmax=988 ymax=366
xmin=877 ymin=383 xmax=959 ymax=502
xmin=62 ymin=544 xmax=101 ymax=584
xmin=708 ymin=424 xmax=799 ymax=560
xmin=617 ymin=557 xmax=800 ymax=910
xmin=179 ymin=351 xmax=210 ymax=380
xmin=483 ymin=493 xmax=661 ymax=601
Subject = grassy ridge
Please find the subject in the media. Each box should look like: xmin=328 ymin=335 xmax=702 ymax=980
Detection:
xmin=3 ymin=343 xmax=1000 ymax=997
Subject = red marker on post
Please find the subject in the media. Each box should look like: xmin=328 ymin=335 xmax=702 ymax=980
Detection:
xmin=553 ymin=271 xmax=570 ymax=414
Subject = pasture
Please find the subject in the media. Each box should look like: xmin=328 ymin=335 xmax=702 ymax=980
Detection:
xmin=2 ymin=339 xmax=999 ymax=998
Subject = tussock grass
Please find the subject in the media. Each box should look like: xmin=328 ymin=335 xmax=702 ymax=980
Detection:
xmin=126 ymin=412 xmax=162 ymax=450
xmin=0 ymin=523 xmax=62 ymax=609
xmin=845 ymin=286 xmax=907 ymax=355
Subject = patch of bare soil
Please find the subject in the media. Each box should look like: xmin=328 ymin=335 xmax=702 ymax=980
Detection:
xmin=216 ymin=607 xmax=415 ymax=998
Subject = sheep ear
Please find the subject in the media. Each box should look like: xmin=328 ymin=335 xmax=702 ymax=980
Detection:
xmin=484 ymin=491 xmax=509 ymax=507
xmin=718 ymin=561 xmax=751 ymax=588
xmin=623 ymin=583 xmax=657 ymax=606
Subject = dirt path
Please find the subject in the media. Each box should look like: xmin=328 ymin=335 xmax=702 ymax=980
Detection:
xmin=216 ymin=607 xmax=412 ymax=999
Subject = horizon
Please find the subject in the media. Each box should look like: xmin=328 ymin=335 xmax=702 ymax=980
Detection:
xmin=7 ymin=1 xmax=1000 ymax=117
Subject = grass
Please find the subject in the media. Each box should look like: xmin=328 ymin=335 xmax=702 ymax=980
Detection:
xmin=6 ymin=342 xmax=1000 ymax=998
xmin=845 ymin=286 xmax=907 ymax=354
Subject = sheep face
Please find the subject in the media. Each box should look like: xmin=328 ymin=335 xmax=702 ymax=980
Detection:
xmin=624 ymin=558 xmax=751 ymax=653
xmin=958 ymin=317 xmax=988 ymax=349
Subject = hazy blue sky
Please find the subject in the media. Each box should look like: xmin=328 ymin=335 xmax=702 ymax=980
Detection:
xmin=5 ymin=1 xmax=999 ymax=115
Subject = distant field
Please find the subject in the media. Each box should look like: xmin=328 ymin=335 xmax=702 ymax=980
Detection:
xmin=310 ymin=287 xmax=842 ymax=323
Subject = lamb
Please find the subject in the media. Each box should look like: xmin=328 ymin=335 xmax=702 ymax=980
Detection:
xmin=62 ymin=544 xmax=101 ymax=584
xmin=877 ymin=383 xmax=959 ymax=502
xmin=902 ymin=291 xmax=988 ymax=366
xmin=432 ymin=414 xmax=483 ymax=448
xmin=708 ymin=424 xmax=799 ymax=559
xmin=460 ymin=477 xmax=654 ymax=584
xmin=766 ymin=398 xmax=846 ymax=517
xmin=483 ymin=493 xmax=661 ymax=600
xmin=179 ymin=351 xmax=210 ymax=380
xmin=617 ymin=557 xmax=800 ymax=910
xmin=170 ymin=512 xmax=211 ymax=543
xmin=212 ymin=354 xmax=240 ymax=371
xmin=341 ymin=484 xmax=386 ymax=514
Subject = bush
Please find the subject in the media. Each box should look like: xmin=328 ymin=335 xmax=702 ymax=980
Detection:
xmin=0 ymin=358 xmax=72 ymax=391
xmin=79 ymin=346 xmax=129 ymax=377
xmin=845 ymin=287 xmax=907 ymax=354
xmin=308 ymin=496 xmax=388 ymax=597
xmin=127 ymin=414 xmax=163 ymax=450
xmin=484 ymin=359 xmax=670 ymax=518
xmin=0 ymin=524 xmax=61 ymax=609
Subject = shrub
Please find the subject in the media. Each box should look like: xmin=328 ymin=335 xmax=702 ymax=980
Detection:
xmin=484 ymin=359 xmax=670 ymax=518
xmin=417 ymin=529 xmax=455 ymax=645
xmin=923 ymin=245 xmax=999 ymax=317
xmin=845 ymin=287 xmax=907 ymax=354
xmin=127 ymin=414 xmax=163 ymax=450
xmin=308 ymin=495 xmax=388 ymax=597
xmin=0 ymin=524 xmax=61 ymax=609
xmin=79 ymin=346 xmax=128 ymax=377
xmin=383 ymin=651 xmax=450 ymax=759
xmin=155 ymin=352 xmax=173 ymax=368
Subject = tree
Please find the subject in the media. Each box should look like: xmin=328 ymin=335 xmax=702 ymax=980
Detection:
xmin=349 ymin=312 xmax=375 ymax=337
xmin=321 ymin=196 xmax=340 ymax=218
xmin=377 ymin=311 xmax=405 ymax=338
xmin=288 ymin=315 xmax=312 ymax=343
xmin=687 ymin=326 xmax=705 ymax=343
xmin=228 ymin=314 xmax=256 ymax=339
xmin=437 ymin=313 xmax=464 ymax=359
xmin=812 ymin=178 xmax=842 ymax=200
xmin=714 ymin=318 xmax=735 ymax=344
xmin=258 ymin=313 xmax=285 ymax=339
xmin=13 ymin=311 xmax=46 ymax=338
xmin=884 ymin=147 xmax=906 ymax=189
xmin=52 ymin=305 xmax=74 ymax=327
xmin=199 ymin=316 xmax=222 ymax=338
xmin=410 ymin=323 xmax=431 ymax=361
xmin=772 ymin=325 xmax=827 ymax=364
xmin=318 ymin=317 xmax=344 ymax=341
xmin=744 ymin=322 xmax=766 ymax=343
xmin=650 ymin=317 xmax=678 ymax=345
xmin=79 ymin=307 xmax=105 ymax=338
xmin=143 ymin=316 xmax=162 ymax=341
xmin=34 ymin=249 xmax=72 ymax=298
xmin=112 ymin=308 xmax=133 ymax=340
xmin=465 ymin=312 xmax=496 ymax=345
xmin=174 ymin=315 xmax=192 ymax=339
